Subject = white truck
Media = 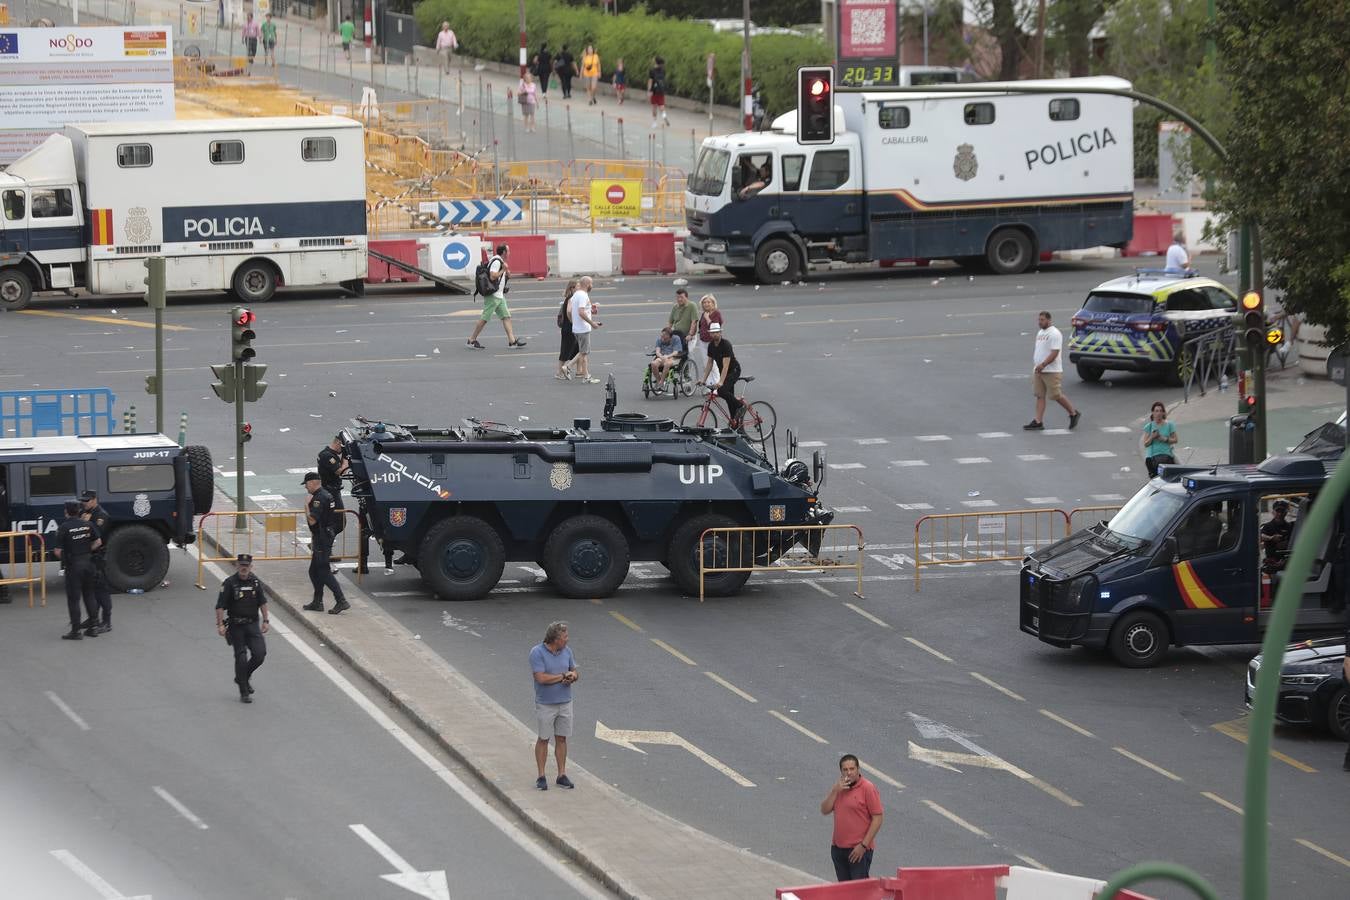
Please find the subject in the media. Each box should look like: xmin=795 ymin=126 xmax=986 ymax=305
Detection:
xmin=0 ymin=116 xmax=368 ymax=310
xmin=684 ymin=76 xmax=1134 ymax=282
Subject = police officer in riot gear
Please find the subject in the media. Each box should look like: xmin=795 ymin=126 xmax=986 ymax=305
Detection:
xmin=80 ymin=489 xmax=113 ymax=632
xmin=301 ymin=472 xmax=349 ymax=614
xmin=216 ymin=554 xmax=269 ymax=703
xmin=54 ymin=500 xmax=101 ymax=640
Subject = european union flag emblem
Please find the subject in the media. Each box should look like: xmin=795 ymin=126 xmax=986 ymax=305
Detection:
xmin=0 ymin=33 xmax=19 ymax=55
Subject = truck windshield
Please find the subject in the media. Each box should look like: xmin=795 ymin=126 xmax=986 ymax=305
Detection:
xmin=1105 ymin=484 xmax=1186 ymax=543
xmin=690 ymin=148 xmax=731 ymax=197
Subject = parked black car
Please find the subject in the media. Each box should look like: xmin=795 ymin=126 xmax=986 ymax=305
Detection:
xmin=1246 ymin=639 xmax=1349 ymax=740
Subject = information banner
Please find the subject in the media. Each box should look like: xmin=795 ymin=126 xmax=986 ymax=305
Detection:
xmin=835 ymin=0 xmax=899 ymax=90
xmin=0 ymin=27 xmax=176 ymax=165
xmin=589 ymin=179 xmax=642 ymax=219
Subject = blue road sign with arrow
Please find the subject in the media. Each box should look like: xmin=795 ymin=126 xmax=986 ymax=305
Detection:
xmin=441 ymin=240 xmax=472 ymax=271
xmin=438 ymin=199 xmax=524 ymax=225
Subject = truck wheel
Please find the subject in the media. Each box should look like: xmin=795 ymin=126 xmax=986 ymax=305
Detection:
xmin=544 ymin=515 xmax=631 ymax=598
xmin=0 ymin=268 xmax=34 ymax=311
xmin=754 ymin=239 xmax=801 ymax=283
xmin=1108 ymin=610 xmax=1169 ymax=668
xmin=183 ymin=445 xmax=215 ymax=515
xmin=668 ymin=513 xmax=751 ymax=597
xmin=232 ymin=261 xmax=277 ymax=303
xmin=419 ymin=516 xmax=506 ymax=601
xmin=1325 ymin=686 xmax=1349 ymax=741
xmin=1076 ymin=362 xmax=1104 ymax=383
xmin=985 ymin=228 xmax=1033 ymax=275
xmin=103 ymin=524 xmax=170 ymax=593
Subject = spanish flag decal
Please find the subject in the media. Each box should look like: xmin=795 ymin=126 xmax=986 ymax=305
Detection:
xmin=91 ymin=209 xmax=114 ymax=246
xmin=1172 ymin=560 xmax=1226 ymax=609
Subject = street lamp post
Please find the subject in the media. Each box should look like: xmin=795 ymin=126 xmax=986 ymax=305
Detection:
xmin=741 ymin=0 xmax=752 ymax=131
xmin=518 ymin=0 xmax=527 ymax=78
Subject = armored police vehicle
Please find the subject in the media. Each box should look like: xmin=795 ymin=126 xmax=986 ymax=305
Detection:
xmin=1020 ymin=455 xmax=1345 ymax=668
xmin=1 ymin=435 xmax=213 ymax=591
xmin=340 ymin=384 xmax=832 ymax=600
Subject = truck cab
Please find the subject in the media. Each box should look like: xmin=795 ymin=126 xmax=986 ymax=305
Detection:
xmin=1020 ymin=455 xmax=1345 ymax=667
xmin=0 ymin=137 xmax=86 ymax=309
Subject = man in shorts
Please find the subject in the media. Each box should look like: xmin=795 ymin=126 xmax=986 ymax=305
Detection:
xmin=569 ymin=274 xmax=602 ymax=383
xmin=647 ymin=55 xmax=669 ymax=128
xmin=467 ymin=244 xmax=526 ymax=349
xmin=1025 ymin=310 xmax=1080 ymax=430
xmin=339 ymin=15 xmax=355 ymax=61
xmin=530 ymin=621 xmax=578 ymax=790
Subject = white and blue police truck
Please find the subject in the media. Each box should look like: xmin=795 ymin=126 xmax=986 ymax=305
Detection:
xmin=684 ymin=76 xmax=1134 ymax=282
xmin=0 ymin=116 xmax=367 ymax=310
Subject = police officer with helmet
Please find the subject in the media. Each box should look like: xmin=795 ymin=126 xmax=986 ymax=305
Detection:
xmin=216 ymin=554 xmax=269 ymax=703
xmin=54 ymin=500 xmax=101 ymax=640
xmin=301 ymin=471 xmax=349 ymax=614
xmin=80 ymin=489 xmax=113 ymax=633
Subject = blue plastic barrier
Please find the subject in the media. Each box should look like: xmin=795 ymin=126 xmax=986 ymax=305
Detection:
xmin=0 ymin=389 xmax=118 ymax=437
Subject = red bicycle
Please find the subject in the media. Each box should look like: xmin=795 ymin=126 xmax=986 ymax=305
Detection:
xmin=680 ymin=376 xmax=777 ymax=444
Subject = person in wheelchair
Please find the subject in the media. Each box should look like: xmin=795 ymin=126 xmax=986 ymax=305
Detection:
xmin=647 ymin=326 xmax=686 ymax=394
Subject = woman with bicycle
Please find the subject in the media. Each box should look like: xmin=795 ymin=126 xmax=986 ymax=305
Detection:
xmin=702 ymin=322 xmax=743 ymax=426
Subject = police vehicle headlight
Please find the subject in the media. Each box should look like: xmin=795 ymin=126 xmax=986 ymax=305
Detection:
xmin=1062 ymin=575 xmax=1097 ymax=611
xmin=781 ymin=458 xmax=810 ymax=485
xmin=706 ymin=241 xmax=727 ymax=253
xmin=1279 ymin=672 xmax=1332 ymax=686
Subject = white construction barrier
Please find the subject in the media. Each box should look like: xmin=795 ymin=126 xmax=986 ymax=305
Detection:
xmin=423 ymin=235 xmax=484 ymax=280
xmin=554 ymin=232 xmax=614 ymax=276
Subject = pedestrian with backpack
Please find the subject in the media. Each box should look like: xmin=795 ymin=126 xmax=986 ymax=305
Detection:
xmin=556 ymin=279 xmax=579 ymax=380
xmin=647 ymin=56 xmax=669 ymax=128
xmin=467 ymin=244 xmax=527 ymax=349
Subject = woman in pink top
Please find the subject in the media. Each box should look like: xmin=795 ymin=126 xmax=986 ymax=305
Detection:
xmin=518 ymin=72 xmax=538 ymax=132
xmin=241 ymin=12 xmax=261 ymax=69
xmin=689 ymin=293 xmax=723 ymax=383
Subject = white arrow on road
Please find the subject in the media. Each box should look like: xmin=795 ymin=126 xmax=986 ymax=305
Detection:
xmin=905 ymin=712 xmax=1080 ymax=807
xmin=349 ymin=824 xmax=450 ymax=900
xmin=49 ymin=850 xmax=152 ymax=900
xmin=594 ymin=721 xmax=756 ymax=787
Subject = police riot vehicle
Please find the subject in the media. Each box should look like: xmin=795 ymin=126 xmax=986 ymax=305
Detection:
xmin=1020 ymin=454 xmax=1345 ymax=668
xmin=0 ymin=117 xmax=367 ymax=311
xmin=1 ymin=435 xmax=213 ymax=591
xmin=683 ymin=76 xmax=1133 ymax=282
xmin=339 ymin=382 xmax=833 ymax=600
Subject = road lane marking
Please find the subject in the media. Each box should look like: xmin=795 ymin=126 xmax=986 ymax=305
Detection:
xmin=915 ymin=434 xmax=952 ymax=442
xmin=829 ymin=463 xmax=866 ymax=470
xmin=153 ymin=785 xmax=209 ymax=830
xmin=798 ymin=441 xmax=827 ymax=448
xmin=20 ymin=308 xmax=192 ymax=330
xmin=595 ymin=722 xmax=756 ymax=786
xmin=801 ymin=579 xmax=836 ymax=597
xmin=853 ymin=331 xmax=984 ymax=343
xmin=1018 ymin=454 xmax=1052 ymax=462
xmin=978 ymin=431 xmax=1011 ymax=438
xmin=1039 ymin=709 xmax=1096 ymax=738
xmin=890 ymin=460 xmax=929 ymax=467
xmin=1090 ymin=492 xmax=1126 ymax=501
xmin=350 ymin=823 xmax=450 ymax=897
xmin=303 ymin=357 xmax=434 ymax=366
xmin=968 ymin=672 xmax=1025 ymax=702
xmin=48 ymin=849 xmax=151 ymax=900
xmin=704 ymin=672 xmax=757 ymax=703
xmin=1025 ymin=496 xmax=1061 ymax=505
xmin=833 ymin=506 xmax=872 ymax=513
xmin=45 ymin=691 xmax=91 ymax=731
xmin=904 ymin=637 xmax=954 ymax=663
xmin=768 ymin=710 xmax=829 ymax=744
xmin=845 ymin=602 xmax=890 ymax=628
xmin=921 ymin=800 xmax=989 ymax=838
xmin=1101 ymin=426 xmax=1133 ymax=433
xmin=1080 ymin=450 xmax=1117 ymax=458
xmin=954 ymin=457 xmax=992 ymax=465
xmin=1210 ymin=718 xmax=1317 ymax=773
xmin=651 ymin=638 xmax=697 ymax=666
xmin=609 ymin=611 xmax=644 ymax=632
xmin=1015 ymin=854 xmax=1050 ymax=870
xmin=861 ymin=764 xmax=905 ymax=791
xmin=855 ymin=438 xmax=890 ymax=445
xmin=909 ymin=713 xmax=1080 ymax=807
xmin=960 ymin=499 xmax=997 ymax=508
xmin=1296 ymin=838 xmax=1350 ymax=869
xmin=896 ymin=502 xmax=933 ymax=510
xmin=1202 ymin=791 xmax=1243 ymax=814
xmin=1113 ymin=747 xmax=1183 ymax=781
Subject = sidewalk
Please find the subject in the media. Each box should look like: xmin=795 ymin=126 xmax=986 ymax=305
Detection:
xmin=198 ymin=493 xmax=821 ymax=900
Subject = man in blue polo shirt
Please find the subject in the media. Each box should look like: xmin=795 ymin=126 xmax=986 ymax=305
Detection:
xmin=530 ymin=621 xmax=579 ymax=790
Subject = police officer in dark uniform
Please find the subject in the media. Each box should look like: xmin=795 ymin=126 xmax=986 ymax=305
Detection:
xmin=54 ymin=500 xmax=101 ymax=640
xmin=301 ymin=471 xmax=349 ymax=614
xmin=318 ymin=434 xmax=349 ymax=516
xmin=80 ymin=489 xmax=113 ymax=633
xmin=215 ymin=554 xmax=269 ymax=703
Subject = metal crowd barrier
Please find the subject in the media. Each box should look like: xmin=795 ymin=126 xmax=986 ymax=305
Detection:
xmin=0 ymin=388 xmax=117 ymax=437
xmin=1065 ymin=505 xmax=1124 ymax=533
xmin=195 ymin=509 xmax=363 ymax=589
xmin=0 ymin=531 xmax=47 ymax=608
xmin=697 ymin=524 xmax=865 ymax=602
xmin=913 ymin=508 xmax=1069 ymax=590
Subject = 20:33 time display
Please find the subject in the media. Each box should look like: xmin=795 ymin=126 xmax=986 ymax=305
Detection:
xmin=840 ymin=65 xmax=897 ymax=87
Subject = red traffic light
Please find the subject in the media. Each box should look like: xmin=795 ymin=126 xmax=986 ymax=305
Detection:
xmin=1245 ymin=395 xmax=1257 ymax=407
xmin=241 ymin=422 xmax=252 ymax=435
xmin=810 ymin=78 xmax=828 ymax=97
xmin=235 ymin=309 xmax=256 ymax=326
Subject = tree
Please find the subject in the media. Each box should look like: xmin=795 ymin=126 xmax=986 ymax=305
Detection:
xmin=1049 ymin=0 xmax=1110 ymax=76
xmin=1212 ymin=0 xmax=1350 ymax=339
xmin=987 ymin=0 xmax=1027 ymax=80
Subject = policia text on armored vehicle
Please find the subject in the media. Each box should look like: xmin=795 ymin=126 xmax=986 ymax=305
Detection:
xmin=340 ymin=388 xmax=832 ymax=601
xmin=1020 ymin=455 xmax=1345 ymax=667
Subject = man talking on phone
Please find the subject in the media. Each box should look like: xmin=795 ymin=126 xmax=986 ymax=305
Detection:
xmin=819 ymin=753 xmax=884 ymax=881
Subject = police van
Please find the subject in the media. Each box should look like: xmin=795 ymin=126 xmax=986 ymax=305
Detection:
xmin=0 ymin=117 xmax=367 ymax=310
xmin=1020 ymin=455 xmax=1345 ymax=667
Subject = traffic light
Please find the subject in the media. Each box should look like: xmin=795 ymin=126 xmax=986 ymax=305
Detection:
xmin=145 ymin=374 xmax=158 ymax=395
xmin=242 ymin=363 xmax=268 ymax=402
xmin=797 ymin=66 xmax=834 ymax=145
xmin=231 ymin=307 xmax=257 ymax=362
xmin=240 ymin=422 xmax=253 ymax=443
xmin=210 ymin=363 xmax=237 ymax=403
xmin=143 ymin=256 xmax=166 ymax=310
xmin=1241 ymin=291 xmax=1264 ymax=350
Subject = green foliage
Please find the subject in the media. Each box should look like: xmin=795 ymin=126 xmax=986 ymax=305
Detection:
xmin=1213 ymin=0 xmax=1350 ymax=338
xmin=416 ymin=0 xmax=828 ymax=116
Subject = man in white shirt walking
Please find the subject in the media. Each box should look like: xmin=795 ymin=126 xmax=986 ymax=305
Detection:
xmin=1025 ymin=310 xmax=1080 ymax=431
xmin=1164 ymin=233 xmax=1190 ymax=274
xmin=568 ymin=275 xmax=602 ymax=383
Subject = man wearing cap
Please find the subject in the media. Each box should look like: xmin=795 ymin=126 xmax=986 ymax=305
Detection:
xmin=302 ymin=472 xmax=349 ymax=614
xmin=53 ymin=500 xmax=101 ymax=640
xmin=1260 ymin=500 xmax=1293 ymax=572
xmin=702 ymin=321 xmax=744 ymax=427
xmin=80 ymin=489 xmax=113 ymax=633
xmin=216 ymin=554 xmax=269 ymax=703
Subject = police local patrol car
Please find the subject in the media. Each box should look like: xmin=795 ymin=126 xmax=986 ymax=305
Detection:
xmin=1067 ymin=271 xmax=1237 ymax=385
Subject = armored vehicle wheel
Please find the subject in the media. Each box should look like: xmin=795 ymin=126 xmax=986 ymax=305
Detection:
xmin=184 ymin=445 xmax=215 ymax=515
xmin=1 ymin=268 xmax=34 ymax=311
xmin=544 ymin=515 xmax=631 ymax=598
xmin=420 ymin=516 xmax=506 ymax=601
xmin=232 ymin=260 xmax=277 ymax=303
xmin=1108 ymin=609 xmax=1169 ymax=668
xmin=104 ymin=524 xmax=170 ymax=592
xmin=668 ymin=513 xmax=751 ymax=597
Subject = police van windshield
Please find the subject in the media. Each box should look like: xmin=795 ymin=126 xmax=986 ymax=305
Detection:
xmin=1105 ymin=483 xmax=1187 ymax=543
xmin=690 ymin=148 xmax=731 ymax=197
xmin=1084 ymin=292 xmax=1155 ymax=315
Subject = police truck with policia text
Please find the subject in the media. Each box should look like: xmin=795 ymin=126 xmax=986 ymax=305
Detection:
xmin=683 ymin=76 xmax=1133 ymax=282
xmin=0 ymin=117 xmax=367 ymax=310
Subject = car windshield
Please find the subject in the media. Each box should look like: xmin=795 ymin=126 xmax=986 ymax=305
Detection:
xmin=1105 ymin=483 xmax=1187 ymax=542
xmin=1083 ymin=292 xmax=1155 ymax=315
xmin=690 ymin=148 xmax=731 ymax=197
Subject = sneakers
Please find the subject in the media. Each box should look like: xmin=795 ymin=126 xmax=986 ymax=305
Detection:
xmin=61 ymin=630 xmax=83 ymax=641
xmin=302 ymin=600 xmax=324 ymax=612
xmin=1069 ymin=411 xmax=1081 ymax=430
xmin=583 ymin=376 xmax=601 ymax=384
xmin=95 ymin=623 xmax=111 ymax=634
xmin=562 ymin=363 xmax=574 ymax=380
xmin=555 ymin=774 xmax=575 ymax=789
xmin=555 ymin=373 xmax=568 ymax=381
xmin=535 ymin=776 xmax=548 ymax=791
xmin=466 ymin=339 xmax=485 ymax=350
xmin=1023 ymin=420 xmax=1044 ymax=430
xmin=509 ymin=339 xmax=528 ymax=347
xmin=328 ymin=599 xmax=351 ymax=615
xmin=83 ymin=626 xmax=100 ymax=637
xmin=384 ymin=567 xmax=396 ymax=576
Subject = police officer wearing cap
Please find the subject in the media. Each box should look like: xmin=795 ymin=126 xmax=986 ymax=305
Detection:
xmin=80 ymin=489 xmax=113 ymax=633
xmin=301 ymin=471 xmax=349 ymax=614
xmin=54 ymin=500 xmax=101 ymax=640
xmin=317 ymin=434 xmax=349 ymax=517
xmin=216 ymin=554 xmax=269 ymax=703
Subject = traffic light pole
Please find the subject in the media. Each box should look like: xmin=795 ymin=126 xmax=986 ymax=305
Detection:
xmin=154 ymin=305 xmax=164 ymax=433
xmin=234 ymin=360 xmax=247 ymax=531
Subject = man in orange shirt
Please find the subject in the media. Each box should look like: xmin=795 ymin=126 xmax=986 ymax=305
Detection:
xmin=819 ymin=753 xmax=884 ymax=881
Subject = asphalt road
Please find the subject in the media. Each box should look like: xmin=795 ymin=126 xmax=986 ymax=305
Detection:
xmin=0 ymin=552 xmax=604 ymax=899
xmin=3 ymin=257 xmax=1348 ymax=896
